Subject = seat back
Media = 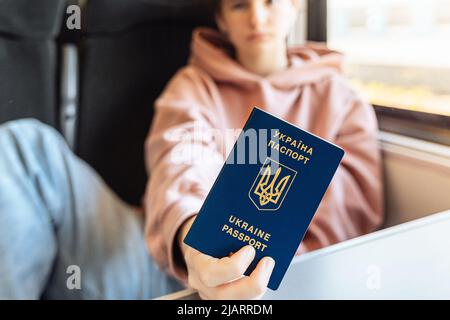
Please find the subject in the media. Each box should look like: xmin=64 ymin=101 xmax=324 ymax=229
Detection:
xmin=0 ymin=0 xmax=65 ymax=127
xmin=77 ymin=0 xmax=215 ymax=205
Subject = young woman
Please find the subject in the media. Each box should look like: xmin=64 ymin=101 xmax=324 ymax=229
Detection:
xmin=145 ymin=0 xmax=383 ymax=299
xmin=0 ymin=0 xmax=382 ymax=300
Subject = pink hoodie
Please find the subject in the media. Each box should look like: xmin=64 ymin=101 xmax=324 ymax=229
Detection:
xmin=144 ymin=27 xmax=384 ymax=283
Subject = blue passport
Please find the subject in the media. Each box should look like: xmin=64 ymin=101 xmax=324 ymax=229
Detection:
xmin=183 ymin=107 xmax=345 ymax=290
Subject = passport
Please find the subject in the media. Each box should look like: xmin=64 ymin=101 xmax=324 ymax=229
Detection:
xmin=183 ymin=107 xmax=345 ymax=290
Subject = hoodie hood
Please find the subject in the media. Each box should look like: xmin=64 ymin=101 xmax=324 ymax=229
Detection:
xmin=189 ymin=27 xmax=345 ymax=90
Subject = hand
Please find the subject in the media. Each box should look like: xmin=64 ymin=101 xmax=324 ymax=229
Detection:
xmin=178 ymin=216 xmax=275 ymax=300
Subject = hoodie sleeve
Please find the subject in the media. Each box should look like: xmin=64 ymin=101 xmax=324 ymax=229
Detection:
xmin=143 ymin=67 xmax=224 ymax=283
xmin=298 ymin=92 xmax=384 ymax=254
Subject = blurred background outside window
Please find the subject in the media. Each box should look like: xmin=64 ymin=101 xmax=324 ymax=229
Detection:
xmin=327 ymin=0 xmax=450 ymax=117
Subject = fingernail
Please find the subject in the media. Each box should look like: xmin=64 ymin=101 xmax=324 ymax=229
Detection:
xmin=264 ymin=257 xmax=275 ymax=270
xmin=244 ymin=246 xmax=255 ymax=259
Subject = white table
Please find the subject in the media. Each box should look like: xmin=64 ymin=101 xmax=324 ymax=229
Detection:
xmin=157 ymin=209 xmax=450 ymax=299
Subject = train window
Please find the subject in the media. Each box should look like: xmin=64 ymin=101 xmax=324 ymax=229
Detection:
xmin=327 ymin=0 xmax=450 ymax=116
xmin=288 ymin=0 xmax=308 ymax=45
xmin=306 ymin=0 xmax=450 ymax=145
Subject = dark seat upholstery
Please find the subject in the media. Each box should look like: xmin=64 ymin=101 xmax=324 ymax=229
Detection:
xmin=0 ymin=0 xmax=214 ymax=206
xmin=78 ymin=0 xmax=214 ymax=205
xmin=0 ymin=0 xmax=65 ymax=127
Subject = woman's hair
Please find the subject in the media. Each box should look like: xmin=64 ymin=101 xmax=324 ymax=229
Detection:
xmin=205 ymin=0 xmax=221 ymax=14
xmin=200 ymin=0 xmax=221 ymax=30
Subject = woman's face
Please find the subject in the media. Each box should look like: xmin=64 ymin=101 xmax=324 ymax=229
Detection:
xmin=216 ymin=0 xmax=299 ymax=57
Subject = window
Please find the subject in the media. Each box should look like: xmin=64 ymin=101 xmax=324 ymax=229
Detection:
xmin=327 ymin=0 xmax=450 ymax=117
xmin=288 ymin=0 xmax=308 ymax=44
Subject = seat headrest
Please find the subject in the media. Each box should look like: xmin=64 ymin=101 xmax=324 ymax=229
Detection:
xmin=85 ymin=0 xmax=216 ymax=35
xmin=0 ymin=0 xmax=216 ymax=38
xmin=0 ymin=0 xmax=65 ymax=38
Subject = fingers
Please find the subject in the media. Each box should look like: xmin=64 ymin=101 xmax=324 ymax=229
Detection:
xmin=184 ymin=245 xmax=275 ymax=300
xmin=190 ymin=245 xmax=256 ymax=288
xmin=213 ymin=257 xmax=275 ymax=300
xmin=178 ymin=216 xmax=197 ymax=255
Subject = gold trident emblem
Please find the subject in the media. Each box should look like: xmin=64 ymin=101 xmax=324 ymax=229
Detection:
xmin=254 ymin=164 xmax=291 ymax=206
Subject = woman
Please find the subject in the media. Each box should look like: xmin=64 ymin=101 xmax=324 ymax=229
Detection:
xmin=145 ymin=0 xmax=383 ymax=299
xmin=0 ymin=0 xmax=382 ymax=300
